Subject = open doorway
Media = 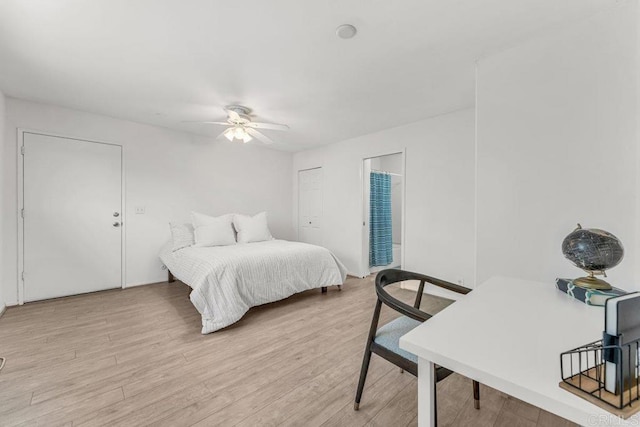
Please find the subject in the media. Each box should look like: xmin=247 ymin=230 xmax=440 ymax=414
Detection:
xmin=362 ymin=152 xmax=404 ymax=276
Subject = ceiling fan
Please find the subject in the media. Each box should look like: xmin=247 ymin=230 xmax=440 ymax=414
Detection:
xmin=183 ymin=105 xmax=289 ymax=144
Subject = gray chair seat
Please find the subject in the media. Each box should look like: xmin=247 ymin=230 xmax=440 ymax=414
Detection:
xmin=374 ymin=316 xmax=421 ymax=363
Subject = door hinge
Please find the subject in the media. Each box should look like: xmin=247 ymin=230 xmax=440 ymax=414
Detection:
xmin=21 ymin=271 xmax=24 ymax=281
xmin=21 ymin=208 xmax=24 ymax=219
xmin=20 ymin=146 xmax=25 ymax=155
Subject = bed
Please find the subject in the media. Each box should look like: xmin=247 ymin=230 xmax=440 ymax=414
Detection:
xmin=159 ymin=239 xmax=348 ymax=334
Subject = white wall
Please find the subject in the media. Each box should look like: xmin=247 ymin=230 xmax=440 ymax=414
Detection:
xmin=293 ymin=108 xmax=476 ymax=287
xmin=0 ymin=89 xmax=5 ymax=314
xmin=476 ymin=2 xmax=639 ymax=288
xmin=3 ymin=2 xmax=635 ymax=309
xmin=2 ymin=99 xmax=293 ymax=305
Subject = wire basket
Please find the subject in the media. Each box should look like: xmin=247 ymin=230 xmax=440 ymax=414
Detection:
xmin=560 ymin=336 xmax=640 ymax=413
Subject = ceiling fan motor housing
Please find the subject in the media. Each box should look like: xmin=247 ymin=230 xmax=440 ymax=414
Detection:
xmin=225 ymin=105 xmax=252 ymax=124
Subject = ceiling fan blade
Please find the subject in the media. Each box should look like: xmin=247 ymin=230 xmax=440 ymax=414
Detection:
xmin=246 ymin=128 xmax=274 ymax=144
xmin=246 ymin=122 xmax=289 ymax=131
xmin=227 ymin=109 xmax=241 ymax=122
xmin=181 ymin=120 xmax=230 ymax=125
xmin=215 ymin=130 xmax=228 ymax=140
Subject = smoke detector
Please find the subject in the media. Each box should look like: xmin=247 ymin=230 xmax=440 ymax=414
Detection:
xmin=336 ymin=24 xmax=357 ymax=39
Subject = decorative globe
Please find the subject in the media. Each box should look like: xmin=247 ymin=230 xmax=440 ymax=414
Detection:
xmin=561 ymin=224 xmax=624 ymax=289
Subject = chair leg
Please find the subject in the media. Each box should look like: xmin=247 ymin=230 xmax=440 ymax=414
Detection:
xmin=321 ymin=286 xmax=327 ymax=293
xmin=473 ymin=380 xmax=480 ymax=409
xmin=354 ymin=349 xmax=373 ymax=410
xmin=356 ymin=299 xmax=382 ymax=411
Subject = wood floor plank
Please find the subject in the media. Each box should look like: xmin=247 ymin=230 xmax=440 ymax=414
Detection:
xmin=149 ymin=300 xmax=397 ymax=426
xmin=434 ymin=374 xmax=474 ymax=425
xmin=493 ymin=411 xmax=538 ymax=427
xmin=321 ymin=368 xmax=414 ymax=427
xmin=12 ymin=387 xmax=124 ymax=427
xmin=124 ymin=294 xmax=377 ymax=401
xmin=71 ymin=287 xmax=374 ymax=425
xmin=283 ymin=361 xmax=396 ymax=427
xmin=500 ymin=396 xmax=541 ymax=423
xmin=228 ymin=350 xmax=385 ymax=427
xmin=0 ymin=392 xmax=32 ymax=417
xmin=0 ymin=350 xmax=77 ymax=376
xmin=85 ymin=384 xmax=212 ymax=427
xmin=151 ymin=325 xmax=378 ymax=427
xmin=0 ymin=277 xmax=578 ymax=426
xmin=536 ymin=410 xmax=579 ymax=427
xmin=0 ymin=354 xmax=118 ymax=402
xmin=449 ymin=381 xmax=507 ymax=427
xmin=30 ymin=351 xmax=187 ymax=407
xmin=2 ymin=385 xmax=124 ymax=427
xmin=366 ymin=377 xmax=417 ymax=427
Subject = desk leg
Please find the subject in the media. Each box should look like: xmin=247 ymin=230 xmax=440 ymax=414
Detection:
xmin=418 ymin=358 xmax=436 ymax=427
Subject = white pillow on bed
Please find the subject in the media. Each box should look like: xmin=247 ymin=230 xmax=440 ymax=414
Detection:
xmin=169 ymin=222 xmax=195 ymax=252
xmin=191 ymin=212 xmax=236 ymax=247
xmin=233 ymin=212 xmax=273 ymax=243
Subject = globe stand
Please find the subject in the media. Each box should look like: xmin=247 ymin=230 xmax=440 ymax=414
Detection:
xmin=573 ymin=271 xmax=612 ymax=290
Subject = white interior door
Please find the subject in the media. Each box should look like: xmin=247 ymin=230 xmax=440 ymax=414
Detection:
xmin=23 ymin=132 xmax=123 ymax=302
xmin=298 ymin=168 xmax=323 ymax=246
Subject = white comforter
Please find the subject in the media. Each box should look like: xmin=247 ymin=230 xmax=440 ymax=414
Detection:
xmin=160 ymin=240 xmax=347 ymax=334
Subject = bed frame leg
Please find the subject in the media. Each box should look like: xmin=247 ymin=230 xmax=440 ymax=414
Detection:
xmin=321 ymin=286 xmax=327 ymax=294
xmin=337 ymin=285 xmax=342 ymax=291
xmin=168 ymin=270 xmax=175 ymax=283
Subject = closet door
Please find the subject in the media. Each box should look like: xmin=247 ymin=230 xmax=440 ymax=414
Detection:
xmin=22 ymin=132 xmax=123 ymax=302
xmin=298 ymin=168 xmax=323 ymax=246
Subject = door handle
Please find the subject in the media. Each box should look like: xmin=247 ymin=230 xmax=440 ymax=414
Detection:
xmin=113 ymin=212 xmax=120 ymax=217
xmin=113 ymin=222 xmax=121 ymax=227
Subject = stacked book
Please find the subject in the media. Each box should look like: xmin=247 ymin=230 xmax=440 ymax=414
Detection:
xmin=603 ymin=293 xmax=640 ymax=394
xmin=556 ymin=278 xmax=626 ymax=306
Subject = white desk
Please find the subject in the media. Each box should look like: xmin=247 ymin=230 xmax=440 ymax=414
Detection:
xmin=400 ymin=276 xmax=639 ymax=427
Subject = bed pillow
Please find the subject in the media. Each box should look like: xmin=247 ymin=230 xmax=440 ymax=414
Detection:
xmin=191 ymin=212 xmax=236 ymax=247
xmin=233 ymin=212 xmax=273 ymax=243
xmin=169 ymin=222 xmax=195 ymax=252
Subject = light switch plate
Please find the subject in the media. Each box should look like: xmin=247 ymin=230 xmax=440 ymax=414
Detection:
xmin=135 ymin=206 xmax=145 ymax=214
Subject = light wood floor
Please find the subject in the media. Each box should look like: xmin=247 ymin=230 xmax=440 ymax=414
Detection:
xmin=0 ymin=276 xmax=576 ymax=426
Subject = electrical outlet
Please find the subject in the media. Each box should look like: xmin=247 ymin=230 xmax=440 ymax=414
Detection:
xmin=135 ymin=206 xmax=145 ymax=214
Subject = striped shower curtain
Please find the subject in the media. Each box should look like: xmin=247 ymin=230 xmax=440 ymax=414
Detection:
xmin=369 ymin=172 xmax=393 ymax=267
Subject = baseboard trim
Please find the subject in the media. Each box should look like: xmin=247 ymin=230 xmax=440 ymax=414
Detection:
xmin=0 ymin=304 xmax=6 ymax=319
xmin=1 ymin=283 xmax=171 ymax=307
xmin=126 ymin=279 xmax=184 ymax=288
xmin=347 ymin=272 xmax=367 ymax=279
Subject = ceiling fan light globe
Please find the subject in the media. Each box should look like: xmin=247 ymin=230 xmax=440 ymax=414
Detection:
xmin=242 ymin=134 xmax=252 ymax=143
xmin=234 ymin=127 xmax=246 ymax=140
xmin=223 ymin=128 xmax=235 ymax=141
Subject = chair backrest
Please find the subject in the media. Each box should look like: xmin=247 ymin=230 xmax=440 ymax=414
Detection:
xmin=374 ymin=269 xmax=471 ymax=322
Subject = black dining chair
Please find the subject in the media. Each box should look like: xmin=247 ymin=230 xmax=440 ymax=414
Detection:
xmin=354 ymin=269 xmax=480 ymax=422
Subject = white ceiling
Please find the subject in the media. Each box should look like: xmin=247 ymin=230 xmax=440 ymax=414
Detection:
xmin=0 ymin=0 xmax=611 ymax=151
